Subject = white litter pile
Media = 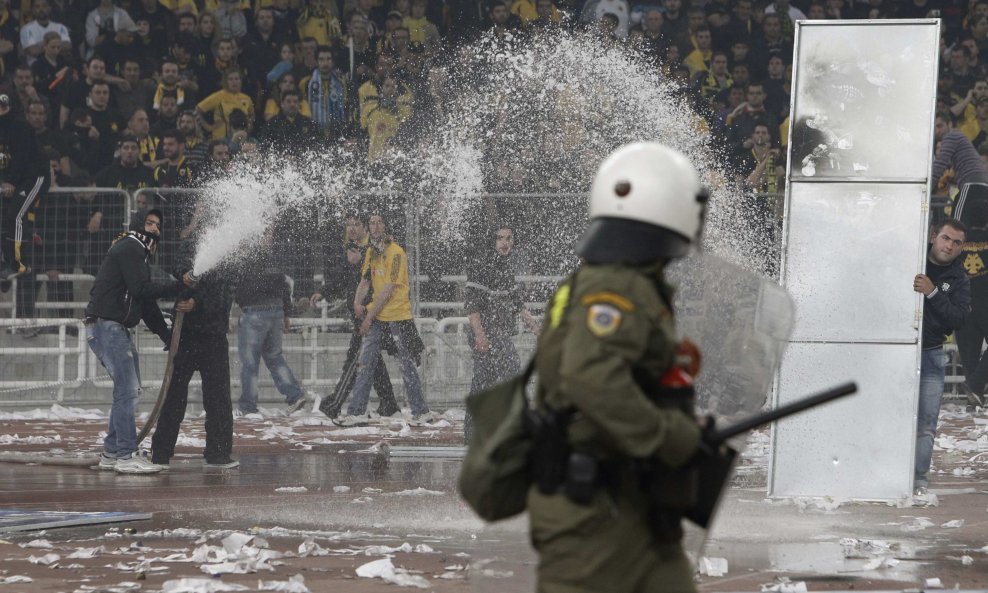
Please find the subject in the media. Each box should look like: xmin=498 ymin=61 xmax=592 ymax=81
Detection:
xmin=355 ymin=557 xmax=431 ymax=588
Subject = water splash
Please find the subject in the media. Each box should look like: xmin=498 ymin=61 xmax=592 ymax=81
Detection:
xmin=188 ymin=27 xmax=774 ymax=279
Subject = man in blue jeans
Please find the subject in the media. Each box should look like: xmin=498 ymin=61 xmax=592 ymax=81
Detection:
xmin=914 ymin=219 xmax=970 ymax=496
xmin=85 ymin=209 xmax=194 ymax=474
xmin=334 ymin=213 xmax=433 ymax=427
xmin=234 ymin=229 xmax=312 ymax=415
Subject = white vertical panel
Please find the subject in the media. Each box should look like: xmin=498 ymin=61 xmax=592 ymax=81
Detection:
xmin=770 ymin=342 xmax=916 ymax=500
xmin=772 ymin=20 xmax=940 ymax=501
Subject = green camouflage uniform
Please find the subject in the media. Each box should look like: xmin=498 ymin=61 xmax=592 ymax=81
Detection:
xmin=529 ymin=262 xmax=702 ymax=593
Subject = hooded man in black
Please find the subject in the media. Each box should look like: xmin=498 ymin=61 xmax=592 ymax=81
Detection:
xmin=151 ymin=217 xmax=239 ymax=468
xmin=462 ymin=224 xmax=539 ymax=439
xmin=0 ymin=92 xmax=50 ymax=280
xmin=85 ymin=208 xmax=194 ymax=474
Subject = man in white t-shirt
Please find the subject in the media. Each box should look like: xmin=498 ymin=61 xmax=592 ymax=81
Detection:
xmin=20 ymin=0 xmax=72 ymax=61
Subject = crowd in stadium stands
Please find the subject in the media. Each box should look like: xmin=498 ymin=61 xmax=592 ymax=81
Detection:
xmin=0 ymin=0 xmax=984 ymax=328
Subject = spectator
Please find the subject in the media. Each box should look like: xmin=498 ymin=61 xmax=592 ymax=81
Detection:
xmin=153 ymin=129 xmax=196 ymax=187
xmin=20 ymin=0 xmax=72 ymax=62
xmin=27 ymin=100 xmax=75 ymax=176
xmin=196 ymin=68 xmax=255 ymax=141
xmin=763 ymin=53 xmax=789 ymax=119
xmin=297 ymin=0 xmax=342 ymax=47
xmin=309 ymin=213 xmax=400 ymax=419
xmin=193 ymin=12 xmax=218 ymax=68
xmin=59 ymin=57 xmax=127 ymax=130
xmin=462 ymin=224 xmax=539 ymax=440
xmin=244 ymin=8 xmax=284 ymax=85
xmin=740 ymin=121 xmax=784 ymax=194
xmin=972 ymin=98 xmax=988 ymax=148
xmin=0 ymin=1 xmax=16 ymax=78
xmin=266 ymin=41 xmax=297 ymax=85
xmin=301 ymin=45 xmax=346 ymax=141
xmin=31 ymin=32 xmax=70 ymax=112
xmin=64 ymin=107 xmax=101 ymax=176
xmin=8 ymin=65 xmax=49 ymax=119
xmin=957 ymin=201 xmax=988 ymax=408
xmin=913 ymin=220 xmax=971 ymax=496
xmin=350 ymin=0 xmax=384 ymax=39
xmin=298 ymin=37 xmax=319 ymax=75
xmin=85 ymin=81 xmax=126 ymax=173
xmin=95 ymin=134 xmax=155 ymax=190
xmin=950 ymin=78 xmax=987 ymax=141
xmin=126 ymin=109 xmax=164 ymax=168
xmin=749 ymin=14 xmax=792 ymax=79
xmin=84 ymin=0 xmax=137 ymax=59
xmin=233 ymin=226 xmax=313 ymax=416
xmin=177 ymin=110 xmax=208 ymax=167
xmin=214 ymin=0 xmax=248 ymax=40
xmin=404 ymin=0 xmax=440 ymax=48
xmin=132 ymin=0 xmax=176 ymax=58
xmin=718 ymin=0 xmax=754 ymax=48
xmin=932 ymin=111 xmax=988 ymax=192
xmin=682 ymin=25 xmax=713 ymax=76
xmin=726 ymin=81 xmax=780 ymax=151
xmin=150 ymin=94 xmax=181 ymax=136
xmin=659 ymin=0 xmax=687 ymax=44
xmin=86 ymin=209 xmax=189 ymax=474
xmin=632 ymin=9 xmax=667 ymax=62
xmin=204 ymin=139 xmax=232 ymax=176
xmin=488 ymin=0 xmax=520 ymax=40
xmin=338 ymin=13 xmax=376 ymax=87
xmin=264 ymin=71 xmax=310 ymax=120
xmin=763 ymin=0 xmax=806 ymax=39
xmin=580 ymin=0 xmax=629 ymax=39
xmin=364 ymin=74 xmax=411 ymax=160
xmin=0 ymin=94 xmax=49 ymax=281
xmin=169 ymin=34 xmax=203 ymax=97
xmin=259 ymin=90 xmax=318 ymax=153
xmin=153 ymin=60 xmax=196 ymax=117
xmin=269 ymin=0 xmax=301 ymax=42
xmin=692 ymin=50 xmax=731 ymax=108
xmin=115 ymin=59 xmax=156 ymax=121
xmin=198 ymin=37 xmax=241 ymax=97
xmin=335 ymin=212 xmax=434 ymax=427
xmin=151 ymin=232 xmax=239 ymax=469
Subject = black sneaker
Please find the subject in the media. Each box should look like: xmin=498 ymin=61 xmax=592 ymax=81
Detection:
xmin=959 ymin=381 xmax=985 ymax=407
xmin=204 ymin=457 xmax=240 ymax=469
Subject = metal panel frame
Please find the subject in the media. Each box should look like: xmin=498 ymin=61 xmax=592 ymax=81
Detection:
xmin=770 ymin=19 xmax=941 ymax=500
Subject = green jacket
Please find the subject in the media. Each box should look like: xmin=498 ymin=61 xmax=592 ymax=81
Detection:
xmin=535 ymin=262 xmax=701 ymax=467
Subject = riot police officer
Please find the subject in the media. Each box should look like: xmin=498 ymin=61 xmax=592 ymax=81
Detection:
xmin=528 ymin=143 xmax=707 ymax=592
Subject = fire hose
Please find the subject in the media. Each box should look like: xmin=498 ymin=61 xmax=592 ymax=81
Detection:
xmin=135 ymin=310 xmax=184 ymax=445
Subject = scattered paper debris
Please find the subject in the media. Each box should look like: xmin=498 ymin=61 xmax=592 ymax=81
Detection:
xmin=274 ymin=487 xmax=308 ymax=493
xmin=257 ymin=574 xmax=309 ymax=592
xmin=161 ymin=578 xmax=249 ymax=592
xmin=298 ymin=539 xmax=330 ymax=557
xmin=942 ymin=519 xmax=965 ymax=528
xmin=332 ymin=486 xmax=350 ymax=493
xmin=0 ymin=576 xmax=33 ymax=584
xmin=699 ymin=557 xmax=728 ymax=577
xmin=925 ymin=577 xmax=943 ymax=588
xmin=28 ymin=553 xmax=60 ymax=565
xmin=383 ymin=488 xmax=445 ymax=496
xmin=760 ymin=577 xmax=808 ymax=592
xmin=355 ymin=558 xmax=430 ymax=589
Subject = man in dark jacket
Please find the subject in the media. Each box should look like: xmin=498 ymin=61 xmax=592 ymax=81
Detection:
xmin=151 ymin=230 xmax=238 ymax=468
xmin=914 ymin=219 xmax=971 ymax=496
xmin=309 ymin=212 xmax=399 ymax=419
xmin=259 ymin=90 xmax=318 ymax=156
xmin=85 ymin=208 xmax=192 ymax=474
xmin=956 ymin=201 xmax=988 ymax=407
xmin=0 ymin=92 xmax=49 ymax=280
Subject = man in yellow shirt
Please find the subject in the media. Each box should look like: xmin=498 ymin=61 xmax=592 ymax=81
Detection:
xmin=195 ymin=69 xmax=255 ymax=140
xmin=334 ymin=212 xmax=434 ymax=427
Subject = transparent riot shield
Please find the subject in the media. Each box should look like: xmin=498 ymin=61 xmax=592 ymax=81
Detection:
xmin=468 ymin=253 xmax=794 ymax=587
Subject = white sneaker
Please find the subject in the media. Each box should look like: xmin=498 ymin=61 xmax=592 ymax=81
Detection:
xmin=204 ymin=458 xmax=240 ymax=469
xmin=332 ymin=414 xmax=370 ymax=427
xmin=410 ymin=411 xmax=437 ymax=426
xmin=286 ymin=392 xmax=319 ymax=414
xmin=97 ymin=453 xmax=117 ymax=471
xmin=114 ymin=452 xmax=165 ymax=474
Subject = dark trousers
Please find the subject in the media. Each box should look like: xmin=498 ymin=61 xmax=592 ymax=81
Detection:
xmin=322 ymin=328 xmax=399 ymax=417
xmin=151 ymin=332 xmax=233 ymax=463
xmin=957 ymin=303 xmax=988 ymax=394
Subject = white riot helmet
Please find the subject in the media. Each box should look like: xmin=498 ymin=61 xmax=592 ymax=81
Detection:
xmin=576 ymin=142 xmax=708 ymax=264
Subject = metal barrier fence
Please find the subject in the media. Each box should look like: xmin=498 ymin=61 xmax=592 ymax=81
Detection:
xmin=0 ymin=187 xmax=963 ymax=410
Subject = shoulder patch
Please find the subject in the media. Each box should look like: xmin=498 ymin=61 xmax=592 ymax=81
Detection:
xmin=586 ymin=303 xmax=622 ymax=337
xmin=580 ymin=291 xmax=635 ymax=312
